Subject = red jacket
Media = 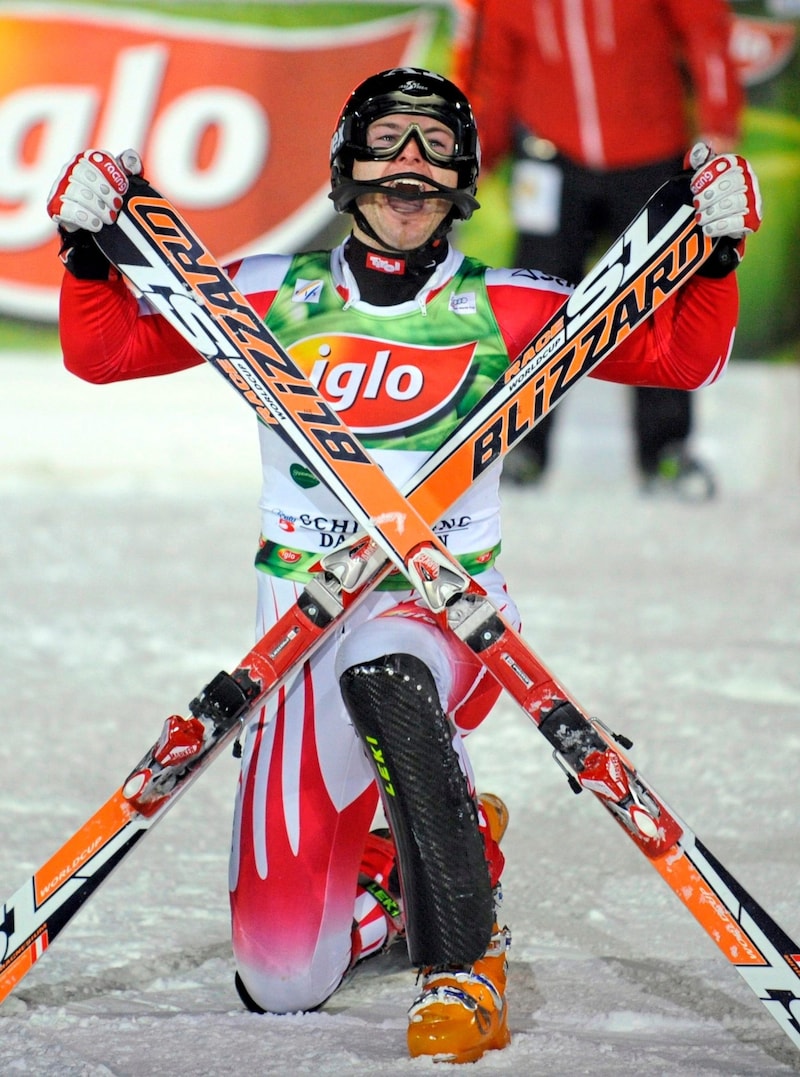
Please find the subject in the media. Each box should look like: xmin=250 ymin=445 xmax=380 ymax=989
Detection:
xmin=454 ymin=0 xmax=743 ymax=171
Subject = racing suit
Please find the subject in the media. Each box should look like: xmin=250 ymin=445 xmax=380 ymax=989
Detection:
xmin=59 ymin=234 xmax=738 ymax=1011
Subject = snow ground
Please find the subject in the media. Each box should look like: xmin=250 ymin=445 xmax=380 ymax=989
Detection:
xmin=1 ymin=353 xmax=799 ymax=1075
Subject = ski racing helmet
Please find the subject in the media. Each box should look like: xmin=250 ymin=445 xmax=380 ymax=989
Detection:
xmin=329 ymin=68 xmax=481 ymax=222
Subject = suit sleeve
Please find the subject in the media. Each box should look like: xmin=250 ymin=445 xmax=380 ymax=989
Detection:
xmin=59 ymin=272 xmax=203 ymax=383
xmin=59 ymin=257 xmax=283 ymax=384
xmin=591 ymin=273 xmax=738 ymax=388
xmin=487 ymin=269 xmax=738 ymax=390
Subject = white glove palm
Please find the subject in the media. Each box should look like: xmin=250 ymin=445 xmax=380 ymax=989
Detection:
xmin=47 ymin=148 xmax=142 ymax=233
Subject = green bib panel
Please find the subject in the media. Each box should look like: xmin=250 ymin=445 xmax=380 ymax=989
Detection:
xmin=264 ymin=251 xmax=510 ymax=453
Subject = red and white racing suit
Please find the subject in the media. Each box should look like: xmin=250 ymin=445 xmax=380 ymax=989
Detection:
xmin=59 ymin=237 xmax=738 ymax=1012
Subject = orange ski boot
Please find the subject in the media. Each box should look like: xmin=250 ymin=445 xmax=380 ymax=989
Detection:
xmin=407 ymin=793 xmax=511 ymax=1063
xmin=406 ymin=921 xmax=511 ymax=1063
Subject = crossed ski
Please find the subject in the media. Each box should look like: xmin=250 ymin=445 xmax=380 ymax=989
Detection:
xmin=2 ymin=175 xmax=799 ymax=1052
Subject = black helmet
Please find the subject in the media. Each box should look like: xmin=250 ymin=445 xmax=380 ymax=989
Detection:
xmin=330 ymin=67 xmax=480 ymax=221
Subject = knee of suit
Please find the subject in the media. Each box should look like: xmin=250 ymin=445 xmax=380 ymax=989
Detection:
xmin=234 ymin=937 xmax=352 ymax=1014
xmin=334 ymin=615 xmax=452 ymax=705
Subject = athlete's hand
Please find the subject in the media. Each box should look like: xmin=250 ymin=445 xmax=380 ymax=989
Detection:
xmin=47 ymin=149 xmax=143 ymax=279
xmin=687 ymin=142 xmax=762 ymax=240
xmin=47 ymin=148 xmax=143 ymax=233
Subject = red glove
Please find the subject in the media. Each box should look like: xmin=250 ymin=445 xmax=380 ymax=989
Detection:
xmin=687 ymin=142 xmax=762 ymax=240
xmin=47 ymin=148 xmax=142 ymax=233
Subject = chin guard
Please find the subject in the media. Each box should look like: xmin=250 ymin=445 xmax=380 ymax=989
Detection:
xmin=329 ymin=172 xmax=479 ymax=220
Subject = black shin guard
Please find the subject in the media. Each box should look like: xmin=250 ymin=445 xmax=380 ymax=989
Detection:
xmin=339 ymin=653 xmax=494 ymax=967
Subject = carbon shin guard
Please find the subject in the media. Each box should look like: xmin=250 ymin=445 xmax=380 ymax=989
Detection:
xmin=339 ymin=653 xmax=494 ymax=967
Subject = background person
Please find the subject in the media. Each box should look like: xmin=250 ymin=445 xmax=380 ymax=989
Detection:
xmin=454 ymin=0 xmax=744 ymax=496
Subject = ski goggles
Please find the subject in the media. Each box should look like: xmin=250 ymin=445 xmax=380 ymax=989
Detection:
xmin=361 ymin=121 xmax=458 ymax=168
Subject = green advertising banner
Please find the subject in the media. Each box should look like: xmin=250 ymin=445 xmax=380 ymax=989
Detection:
xmin=728 ymin=0 xmax=800 ymax=359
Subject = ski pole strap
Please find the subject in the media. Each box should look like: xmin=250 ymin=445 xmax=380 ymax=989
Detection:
xmin=254 ymin=537 xmax=501 ymax=588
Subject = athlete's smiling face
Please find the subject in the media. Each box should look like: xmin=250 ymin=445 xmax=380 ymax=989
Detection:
xmin=352 ymin=112 xmax=459 ymax=252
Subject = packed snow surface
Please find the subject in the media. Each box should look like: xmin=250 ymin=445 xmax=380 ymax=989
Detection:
xmin=1 ymin=355 xmax=798 ymax=1074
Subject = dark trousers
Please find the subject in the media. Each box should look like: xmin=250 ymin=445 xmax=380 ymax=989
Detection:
xmin=514 ymin=153 xmax=690 ymax=475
